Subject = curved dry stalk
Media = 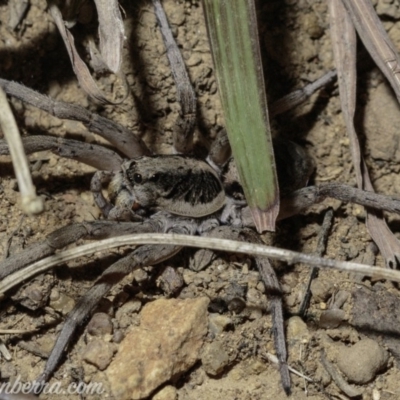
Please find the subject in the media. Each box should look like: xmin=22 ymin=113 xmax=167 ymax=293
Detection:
xmin=0 ymin=87 xmax=43 ymax=215
xmin=49 ymin=3 xmax=127 ymax=105
xmin=342 ymin=0 xmax=400 ymax=102
xmin=1 ymin=233 xmax=399 ymax=295
xmin=329 ymin=0 xmax=400 ymax=268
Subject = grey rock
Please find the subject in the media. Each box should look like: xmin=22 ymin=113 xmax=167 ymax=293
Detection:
xmin=336 ymin=339 xmax=389 ymax=384
xmin=310 ymin=278 xmax=333 ymax=302
xmin=319 ymin=309 xmax=346 ymax=329
xmin=201 ymin=341 xmax=231 ymax=375
xmin=157 ymin=266 xmax=184 ymax=295
xmin=87 ymin=312 xmax=113 ymax=337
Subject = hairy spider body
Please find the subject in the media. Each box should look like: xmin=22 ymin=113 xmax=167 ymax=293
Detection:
xmin=113 ymin=155 xmax=226 ymax=218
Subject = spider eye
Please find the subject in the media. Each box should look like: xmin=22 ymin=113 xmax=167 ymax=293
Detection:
xmin=150 ymin=173 xmax=160 ymax=182
xmin=133 ymin=173 xmax=142 ymax=184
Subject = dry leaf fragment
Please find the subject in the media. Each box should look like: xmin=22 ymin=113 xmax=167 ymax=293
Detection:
xmin=49 ymin=2 xmax=127 ymax=105
xmin=94 ymin=0 xmax=125 ymax=74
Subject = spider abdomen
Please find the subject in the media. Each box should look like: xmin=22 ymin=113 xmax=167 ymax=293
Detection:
xmin=120 ymin=155 xmax=226 ymax=217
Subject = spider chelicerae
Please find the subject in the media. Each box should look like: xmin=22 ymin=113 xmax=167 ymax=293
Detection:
xmin=1 ymin=1 xmax=400 ymax=398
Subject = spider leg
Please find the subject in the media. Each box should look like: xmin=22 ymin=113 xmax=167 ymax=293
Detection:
xmin=0 ymin=79 xmax=150 ymax=158
xmin=203 ymin=225 xmax=291 ymax=395
xmin=279 ymin=183 xmax=400 ymax=220
xmin=207 ymin=69 xmax=337 ymax=171
xmin=90 ymin=171 xmax=115 ymax=217
xmin=91 ymin=171 xmax=146 ymax=221
xmin=152 ymin=0 xmax=197 ymax=154
xmin=0 ymin=220 xmax=161 ymax=282
xmin=239 ymin=229 xmax=291 ymax=395
xmin=0 ymin=136 xmax=122 ymax=171
xmin=258 ymin=266 xmax=290 ymax=394
xmin=207 ymin=129 xmax=232 ymax=170
xmin=33 ymin=216 xmax=197 ymax=387
xmin=154 ymin=0 xmax=334 ymax=159
xmin=35 ymin=242 xmax=183 ymax=386
xmin=238 ymin=183 xmax=400 ymax=227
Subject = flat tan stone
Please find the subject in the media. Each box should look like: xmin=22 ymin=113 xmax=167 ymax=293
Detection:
xmin=106 ymin=297 xmax=209 ymax=400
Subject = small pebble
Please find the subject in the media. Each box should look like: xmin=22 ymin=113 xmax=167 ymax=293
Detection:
xmin=112 ymin=330 xmax=124 ymax=344
xmin=153 ymin=385 xmax=177 ymax=400
xmin=373 ymin=388 xmax=381 ymax=400
xmin=189 ymin=249 xmax=215 ymax=271
xmin=133 ymin=268 xmax=148 ymax=283
xmin=83 ymin=338 xmax=116 ymax=370
xmin=311 ymin=278 xmax=333 ymax=302
xmin=336 ymin=339 xmax=389 ymax=383
xmin=208 ymin=313 xmax=232 ymax=336
xmin=319 ymin=309 xmax=346 ymax=329
xmin=227 ymin=298 xmax=246 ymax=314
xmin=286 ymin=316 xmax=310 ymax=341
xmin=49 ymin=290 xmax=75 ymax=315
xmin=157 ymin=266 xmax=184 ymax=295
xmin=165 ymin=3 xmax=185 ymax=26
xmin=12 ymin=275 xmax=52 ymax=311
xmin=246 ymin=288 xmax=264 ymax=306
xmin=183 ymin=269 xmax=196 ymax=285
xmin=256 ymin=281 xmax=265 ymax=293
xmin=201 ymin=341 xmax=231 ymax=375
xmin=115 ymin=299 xmax=141 ymax=319
xmin=115 ymin=300 xmax=142 ymax=329
xmin=87 ymin=313 xmax=113 ymax=337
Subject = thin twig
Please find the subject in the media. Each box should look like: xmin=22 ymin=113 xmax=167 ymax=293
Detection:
xmin=0 ymin=328 xmax=38 ymax=335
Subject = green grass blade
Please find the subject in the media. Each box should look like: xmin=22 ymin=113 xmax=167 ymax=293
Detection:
xmin=202 ymin=0 xmax=279 ymax=232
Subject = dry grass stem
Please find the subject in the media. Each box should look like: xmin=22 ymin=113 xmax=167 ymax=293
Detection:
xmin=0 ymin=87 xmax=43 ymax=215
xmin=330 ymin=0 xmax=400 ymax=267
xmin=1 ymin=233 xmax=400 ymax=295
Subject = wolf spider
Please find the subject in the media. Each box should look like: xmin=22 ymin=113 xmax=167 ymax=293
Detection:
xmin=1 ymin=2 xmax=400 ymax=398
